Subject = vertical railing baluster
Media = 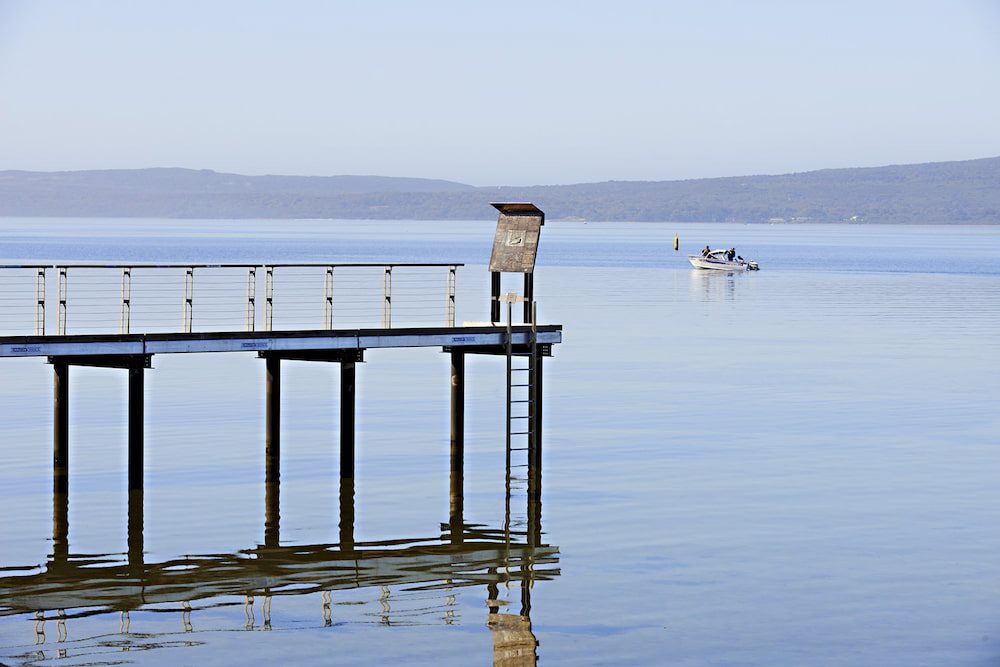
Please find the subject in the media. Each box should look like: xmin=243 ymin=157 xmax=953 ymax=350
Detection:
xmin=183 ymin=267 xmax=194 ymax=333
xmin=120 ymin=267 xmax=132 ymax=334
xmin=35 ymin=268 xmax=46 ymax=336
xmin=324 ymin=266 xmax=334 ymax=329
xmin=382 ymin=266 xmax=392 ymax=328
xmin=57 ymin=268 xmax=67 ymax=336
xmin=246 ymin=267 xmax=256 ymax=332
xmin=446 ymin=265 xmax=456 ymax=327
xmin=265 ymin=266 xmax=273 ymax=331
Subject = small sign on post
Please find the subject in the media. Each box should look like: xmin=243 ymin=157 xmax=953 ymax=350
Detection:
xmin=488 ymin=203 xmax=544 ymax=323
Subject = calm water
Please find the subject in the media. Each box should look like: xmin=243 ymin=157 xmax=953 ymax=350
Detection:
xmin=1 ymin=219 xmax=999 ymax=666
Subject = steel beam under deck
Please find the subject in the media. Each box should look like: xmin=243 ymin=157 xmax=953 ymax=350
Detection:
xmin=0 ymin=325 xmax=561 ymax=358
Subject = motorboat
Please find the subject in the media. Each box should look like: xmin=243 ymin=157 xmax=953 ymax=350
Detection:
xmin=688 ymin=249 xmax=759 ymax=271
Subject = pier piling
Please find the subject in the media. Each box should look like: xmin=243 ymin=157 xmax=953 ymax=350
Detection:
xmin=127 ymin=489 xmax=144 ymax=569
xmin=449 ymin=351 xmax=465 ymax=540
xmin=530 ymin=353 xmax=543 ymax=469
xmin=265 ymin=356 xmax=280 ymax=460
xmin=53 ymin=361 xmax=69 ymax=497
xmin=339 ymin=477 xmax=355 ymax=549
xmin=128 ymin=366 xmax=143 ymax=492
xmin=52 ymin=487 xmax=68 ymax=563
xmin=265 ymin=477 xmax=280 ymax=549
xmin=340 ymin=361 xmax=356 ymax=480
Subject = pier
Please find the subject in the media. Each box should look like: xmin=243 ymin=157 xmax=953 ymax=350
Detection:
xmin=0 ymin=203 xmax=559 ymax=489
xmin=0 ymin=204 xmax=560 ymax=663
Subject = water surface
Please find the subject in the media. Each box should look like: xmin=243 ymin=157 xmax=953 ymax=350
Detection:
xmin=0 ymin=219 xmax=998 ymax=665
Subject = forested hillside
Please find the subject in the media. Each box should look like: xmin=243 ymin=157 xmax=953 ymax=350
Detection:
xmin=2 ymin=158 xmax=998 ymax=223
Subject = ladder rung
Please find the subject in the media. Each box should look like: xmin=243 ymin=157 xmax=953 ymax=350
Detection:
xmin=510 ymin=416 xmax=529 ymax=419
xmin=511 ymin=368 xmax=531 ymax=372
xmin=509 ymin=447 xmax=530 ymax=451
xmin=510 ymin=384 xmax=531 ymax=387
xmin=509 ymin=431 xmax=532 ymax=435
xmin=510 ymin=400 xmax=530 ymax=404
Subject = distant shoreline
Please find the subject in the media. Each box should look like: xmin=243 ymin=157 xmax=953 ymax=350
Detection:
xmin=2 ymin=156 xmax=999 ymax=225
xmin=1 ymin=216 xmax=995 ymax=226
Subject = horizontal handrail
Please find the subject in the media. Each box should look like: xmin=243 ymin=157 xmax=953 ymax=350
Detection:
xmin=0 ymin=262 xmax=464 ymax=270
xmin=0 ymin=263 xmax=463 ymax=335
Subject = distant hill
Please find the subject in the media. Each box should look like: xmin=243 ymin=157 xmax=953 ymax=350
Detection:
xmin=1 ymin=158 xmax=998 ymax=223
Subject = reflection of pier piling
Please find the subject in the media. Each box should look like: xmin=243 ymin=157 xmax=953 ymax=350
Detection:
xmin=11 ymin=419 xmax=555 ymax=667
xmin=23 ymin=367 xmax=553 ymax=666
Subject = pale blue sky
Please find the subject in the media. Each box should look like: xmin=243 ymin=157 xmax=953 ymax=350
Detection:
xmin=1 ymin=1 xmax=998 ymax=185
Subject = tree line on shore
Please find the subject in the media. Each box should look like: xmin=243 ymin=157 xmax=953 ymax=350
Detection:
xmin=1 ymin=156 xmax=998 ymax=224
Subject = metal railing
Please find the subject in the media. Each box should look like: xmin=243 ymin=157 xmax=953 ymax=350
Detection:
xmin=0 ymin=263 xmax=462 ymax=336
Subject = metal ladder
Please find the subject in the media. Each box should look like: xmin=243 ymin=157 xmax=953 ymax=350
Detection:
xmin=504 ymin=295 xmax=536 ymax=507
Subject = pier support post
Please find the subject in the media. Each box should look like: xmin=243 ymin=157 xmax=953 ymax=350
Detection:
xmin=265 ymin=474 xmax=280 ymax=549
xmin=127 ymin=489 xmax=144 ymax=571
xmin=339 ymin=477 xmax=355 ymax=550
xmin=449 ymin=351 xmax=465 ymax=541
xmin=264 ymin=355 xmax=281 ymax=548
xmin=52 ymin=485 xmax=69 ymax=564
xmin=529 ymin=353 xmax=543 ymax=470
xmin=265 ymin=356 xmax=280 ymax=460
xmin=128 ymin=366 xmax=144 ymax=492
xmin=340 ymin=361 xmax=356 ymax=480
xmin=53 ymin=361 xmax=69 ymax=497
xmin=527 ymin=351 xmax=542 ymax=549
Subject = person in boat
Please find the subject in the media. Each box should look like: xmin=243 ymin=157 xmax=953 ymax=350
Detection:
xmin=727 ymin=248 xmax=736 ymax=261
xmin=702 ymin=245 xmax=711 ymax=257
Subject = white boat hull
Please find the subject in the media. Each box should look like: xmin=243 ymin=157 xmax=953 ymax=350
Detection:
xmin=688 ymin=255 xmax=757 ymax=271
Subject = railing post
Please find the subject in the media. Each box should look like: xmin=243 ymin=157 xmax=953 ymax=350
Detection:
xmin=446 ymin=265 xmax=456 ymax=327
xmin=35 ymin=268 xmax=46 ymax=336
xmin=57 ymin=268 xmax=67 ymax=336
xmin=382 ymin=266 xmax=392 ymax=328
xmin=265 ymin=266 xmax=274 ymax=331
xmin=324 ymin=266 xmax=334 ymax=329
xmin=120 ymin=268 xmax=132 ymax=334
xmin=246 ymin=267 xmax=256 ymax=332
xmin=183 ymin=267 xmax=194 ymax=333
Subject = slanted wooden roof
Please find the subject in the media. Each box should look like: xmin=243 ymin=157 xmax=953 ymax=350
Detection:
xmin=490 ymin=202 xmax=545 ymax=223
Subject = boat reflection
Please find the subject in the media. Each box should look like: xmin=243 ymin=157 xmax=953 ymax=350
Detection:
xmin=1 ymin=460 xmax=556 ymax=666
xmin=690 ymin=267 xmax=741 ymax=301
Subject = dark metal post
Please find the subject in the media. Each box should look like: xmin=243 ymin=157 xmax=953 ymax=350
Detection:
xmin=527 ymin=464 xmax=542 ymax=548
xmin=450 ymin=351 xmax=465 ymax=450
xmin=523 ymin=273 xmax=534 ymax=323
xmin=264 ymin=355 xmax=281 ymax=548
xmin=339 ymin=477 xmax=355 ymax=550
xmin=265 ymin=356 xmax=280 ymax=460
xmin=449 ymin=352 xmax=465 ymax=543
xmin=265 ymin=473 xmax=280 ymax=549
xmin=530 ymin=354 xmax=543 ymax=469
xmin=53 ymin=360 xmax=69 ymax=497
xmin=340 ymin=361 xmax=356 ymax=479
xmin=127 ymin=489 xmax=144 ymax=571
xmin=527 ymin=352 xmax=543 ymax=549
xmin=490 ymin=271 xmax=501 ymax=322
xmin=127 ymin=366 xmax=144 ymax=492
xmin=52 ymin=484 xmax=69 ymax=564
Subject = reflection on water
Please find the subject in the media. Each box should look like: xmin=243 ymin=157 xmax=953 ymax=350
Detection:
xmin=0 ymin=452 xmax=556 ymax=666
xmin=689 ymin=269 xmax=743 ymax=301
xmin=3 ymin=220 xmax=1000 ymax=665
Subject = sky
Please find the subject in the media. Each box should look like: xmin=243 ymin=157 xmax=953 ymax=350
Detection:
xmin=0 ymin=0 xmax=999 ymax=185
